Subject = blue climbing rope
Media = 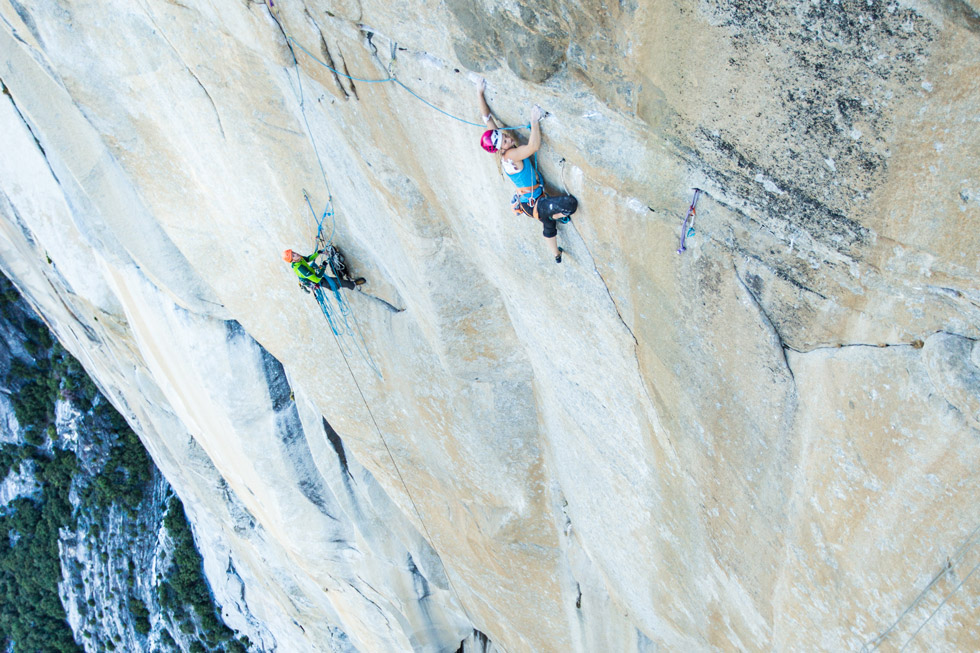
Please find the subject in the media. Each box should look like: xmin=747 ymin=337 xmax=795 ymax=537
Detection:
xmin=303 ymin=189 xmax=335 ymax=250
xmin=286 ymin=36 xmax=530 ymax=131
xmin=287 ymin=37 xmax=394 ymax=84
xmin=312 ymin=274 xmax=383 ymax=379
xmin=273 ymin=0 xmax=536 ymax=258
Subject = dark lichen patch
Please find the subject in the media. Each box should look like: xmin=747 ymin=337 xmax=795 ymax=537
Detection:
xmin=693 ymin=0 xmax=939 ymax=258
xmin=696 ymin=128 xmax=870 ymax=257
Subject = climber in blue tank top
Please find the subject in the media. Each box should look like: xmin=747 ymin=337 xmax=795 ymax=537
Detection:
xmin=477 ymin=79 xmax=578 ymax=264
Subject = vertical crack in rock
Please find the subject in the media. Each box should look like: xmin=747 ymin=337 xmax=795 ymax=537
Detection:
xmin=2 ymin=79 xmax=63 ymax=188
xmin=733 ymin=263 xmax=796 ymax=385
xmin=454 ymin=629 xmax=491 ymax=653
xmin=225 ymin=321 xmax=341 ymax=521
xmin=218 ymin=476 xmax=258 ymax=534
xmin=337 ymin=48 xmax=359 ymax=100
xmin=406 ymin=553 xmax=431 ymax=600
xmin=322 ymin=416 xmax=354 ymax=482
xmin=0 ymin=188 xmax=41 ymax=254
xmin=226 ymin=556 xmax=249 ymax=605
xmin=143 ymin=14 xmax=226 ymax=138
xmin=5 ymin=0 xmax=40 ymax=45
xmin=306 ymin=14 xmax=350 ymax=100
xmin=569 ymin=224 xmax=637 ymax=346
xmin=349 ymin=581 xmax=393 ymax=630
xmin=187 ymin=68 xmax=225 ymax=139
xmin=569 ymin=224 xmax=672 ymax=447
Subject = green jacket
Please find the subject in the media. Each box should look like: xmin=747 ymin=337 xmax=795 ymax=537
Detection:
xmin=291 ymin=252 xmax=324 ymax=284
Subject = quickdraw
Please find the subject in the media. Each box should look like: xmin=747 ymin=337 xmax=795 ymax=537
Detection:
xmin=677 ymin=188 xmax=703 ymax=254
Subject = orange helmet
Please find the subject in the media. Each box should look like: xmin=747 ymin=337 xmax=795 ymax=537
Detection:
xmin=282 ymin=249 xmax=293 ymax=262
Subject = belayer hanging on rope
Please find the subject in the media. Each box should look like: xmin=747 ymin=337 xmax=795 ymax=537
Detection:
xmin=477 ymin=79 xmax=578 ymax=264
xmin=282 ymin=247 xmax=366 ymax=292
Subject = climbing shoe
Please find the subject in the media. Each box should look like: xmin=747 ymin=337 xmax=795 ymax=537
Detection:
xmin=555 ymin=247 xmax=564 ymax=264
xmin=354 ymin=277 xmax=367 ymax=286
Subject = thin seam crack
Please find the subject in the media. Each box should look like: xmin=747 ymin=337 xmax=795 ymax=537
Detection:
xmin=734 ymin=263 xmax=796 ymax=385
xmin=568 ymin=224 xmax=637 ymax=346
xmin=143 ymin=9 xmax=225 ymax=138
xmin=306 ymin=12 xmax=350 ymax=99
xmin=567 ymin=223 xmax=670 ymax=447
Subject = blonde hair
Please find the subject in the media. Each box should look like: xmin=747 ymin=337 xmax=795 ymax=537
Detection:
xmin=495 ymin=130 xmax=523 ymax=177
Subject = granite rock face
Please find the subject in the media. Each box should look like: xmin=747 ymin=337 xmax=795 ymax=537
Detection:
xmin=1 ymin=0 xmax=978 ymax=651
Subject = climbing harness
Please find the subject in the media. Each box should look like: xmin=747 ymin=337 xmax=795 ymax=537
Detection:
xmin=676 ymin=188 xmax=703 ymax=254
xmin=510 ymin=151 xmax=544 ymax=217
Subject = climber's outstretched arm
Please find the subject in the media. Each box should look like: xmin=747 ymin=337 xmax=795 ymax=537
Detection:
xmin=477 ymin=79 xmax=500 ymax=130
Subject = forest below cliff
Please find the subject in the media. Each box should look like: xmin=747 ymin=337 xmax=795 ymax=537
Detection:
xmin=0 ymin=272 xmax=249 ymax=652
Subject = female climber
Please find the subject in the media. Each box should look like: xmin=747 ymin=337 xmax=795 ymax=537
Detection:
xmin=477 ymin=79 xmax=578 ymax=264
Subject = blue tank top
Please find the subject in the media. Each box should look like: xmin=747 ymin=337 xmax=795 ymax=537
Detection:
xmin=504 ymin=159 xmax=543 ymax=203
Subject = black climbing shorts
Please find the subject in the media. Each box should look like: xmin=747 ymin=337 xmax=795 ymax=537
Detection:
xmin=534 ymin=194 xmax=578 ymax=238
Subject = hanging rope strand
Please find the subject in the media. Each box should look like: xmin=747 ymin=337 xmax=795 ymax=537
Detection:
xmin=282 ymin=24 xmax=530 ymax=130
xmin=899 ymin=559 xmax=980 ymax=652
xmin=863 ymin=521 xmax=980 ymax=651
xmin=326 ymin=325 xmax=481 ymax=635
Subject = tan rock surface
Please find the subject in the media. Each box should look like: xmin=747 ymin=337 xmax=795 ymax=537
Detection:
xmin=1 ymin=0 xmax=978 ymax=651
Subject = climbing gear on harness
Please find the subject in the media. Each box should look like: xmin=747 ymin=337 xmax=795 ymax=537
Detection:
xmin=559 ymin=216 xmax=571 ymax=224
xmin=481 ymin=129 xmax=501 ymax=153
xmin=512 ymin=187 xmax=543 ymax=216
xmin=282 ymin=249 xmax=294 ymax=262
xmin=321 ymin=244 xmax=349 ymax=281
xmin=677 ymin=188 xmax=703 ymax=254
xmin=555 ymin=247 xmax=564 ymax=264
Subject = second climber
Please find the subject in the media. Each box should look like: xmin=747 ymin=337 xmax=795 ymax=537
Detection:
xmin=283 ymin=248 xmax=365 ymax=292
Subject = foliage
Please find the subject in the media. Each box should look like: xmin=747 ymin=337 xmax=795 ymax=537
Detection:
xmin=162 ymin=500 xmax=249 ymax=651
xmin=78 ymin=411 xmax=152 ymax=514
xmin=0 ymin=445 xmax=31 ymax=480
xmin=0 ymin=449 xmax=82 ymax=652
xmin=159 ymin=628 xmax=176 ymax=650
xmin=128 ymin=595 xmax=151 ymax=636
xmin=0 ymin=272 xmax=249 ymax=653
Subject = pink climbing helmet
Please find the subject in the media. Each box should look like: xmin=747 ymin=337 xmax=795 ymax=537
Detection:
xmin=480 ymin=129 xmax=501 ymax=153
